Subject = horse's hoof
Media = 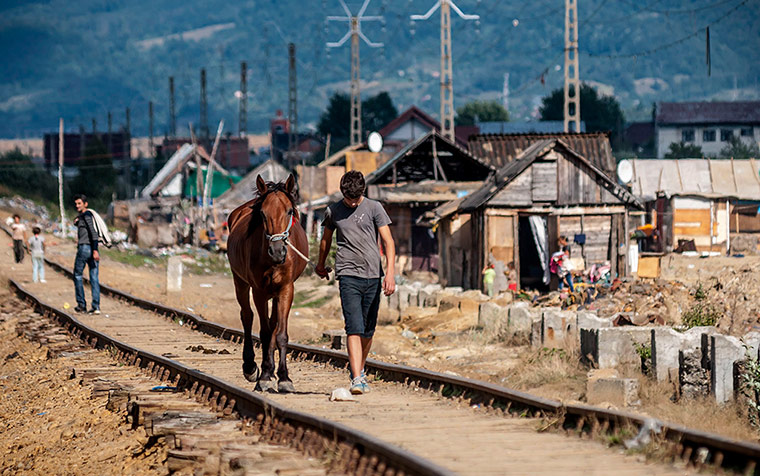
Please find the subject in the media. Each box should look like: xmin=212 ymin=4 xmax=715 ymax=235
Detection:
xmin=278 ymin=380 xmax=296 ymax=393
xmin=256 ymin=379 xmax=276 ymax=392
xmin=243 ymin=365 xmax=260 ymax=383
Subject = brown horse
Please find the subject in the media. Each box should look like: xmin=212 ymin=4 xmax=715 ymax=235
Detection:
xmin=227 ymin=174 xmax=308 ymax=392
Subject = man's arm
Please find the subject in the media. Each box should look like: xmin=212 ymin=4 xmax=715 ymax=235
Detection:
xmin=378 ymin=225 xmax=395 ymax=296
xmin=84 ymin=212 xmax=100 ymax=260
xmin=315 ymin=228 xmax=333 ymax=279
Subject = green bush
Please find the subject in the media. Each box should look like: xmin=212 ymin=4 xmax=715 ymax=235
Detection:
xmin=681 ymin=283 xmax=721 ymax=328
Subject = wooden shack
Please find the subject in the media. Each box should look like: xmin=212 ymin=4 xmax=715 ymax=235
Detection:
xmin=434 ymin=139 xmax=642 ymax=291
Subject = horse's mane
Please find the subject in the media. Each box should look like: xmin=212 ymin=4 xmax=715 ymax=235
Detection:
xmin=247 ymin=181 xmax=299 ymax=234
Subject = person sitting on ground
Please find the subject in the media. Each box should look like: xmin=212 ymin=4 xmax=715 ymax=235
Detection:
xmin=28 ymin=226 xmax=46 ymax=283
xmin=558 ymin=247 xmax=575 ymax=292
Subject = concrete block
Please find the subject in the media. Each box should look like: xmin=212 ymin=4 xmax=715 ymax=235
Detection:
xmin=323 ymin=330 xmax=346 ymax=350
xmin=418 ymin=284 xmax=442 ymax=307
xmin=460 ymin=289 xmax=489 ymax=301
xmin=581 ymin=327 xmax=652 ymax=368
xmin=541 ymin=308 xmax=577 ymax=349
xmin=577 ymin=310 xmax=611 ymax=329
xmin=438 ymin=296 xmax=479 ymax=315
xmin=711 ymin=334 xmax=745 ymax=403
xmin=508 ymin=303 xmax=538 ymax=339
xmin=166 ymin=256 xmax=183 ymax=292
xmin=478 ymin=302 xmax=508 ymax=337
xmin=530 ymin=317 xmax=543 ymax=348
xmin=651 ymin=328 xmax=683 ymax=382
xmin=679 ymin=349 xmax=709 ymax=399
xmin=587 ymin=377 xmax=640 ymax=407
xmin=388 ymin=290 xmax=400 ymax=311
xmin=397 ymin=284 xmax=417 ymax=312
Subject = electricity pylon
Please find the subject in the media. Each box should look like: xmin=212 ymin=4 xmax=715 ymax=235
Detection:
xmin=327 ymin=0 xmax=383 ymax=146
xmin=564 ymin=0 xmax=581 ymax=133
xmin=411 ymin=0 xmax=478 ymax=141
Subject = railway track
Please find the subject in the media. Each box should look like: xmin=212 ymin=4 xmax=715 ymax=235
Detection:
xmin=2 ymin=228 xmax=759 ymax=474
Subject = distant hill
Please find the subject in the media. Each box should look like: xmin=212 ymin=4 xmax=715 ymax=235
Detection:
xmin=1 ymin=0 xmax=758 ymax=139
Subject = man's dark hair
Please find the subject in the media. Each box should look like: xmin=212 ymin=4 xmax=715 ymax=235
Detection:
xmin=340 ymin=171 xmax=366 ymax=199
xmin=73 ymin=194 xmax=88 ymax=204
xmin=33 ymin=226 xmax=41 ymax=234
xmin=12 ymin=214 xmax=20 ymax=220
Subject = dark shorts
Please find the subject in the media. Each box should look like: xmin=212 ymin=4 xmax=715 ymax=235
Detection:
xmin=338 ymin=276 xmax=382 ymax=339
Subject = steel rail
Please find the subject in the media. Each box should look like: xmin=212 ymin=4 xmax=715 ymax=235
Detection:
xmin=8 ymin=277 xmax=455 ymax=476
xmin=39 ymin=256 xmax=760 ymax=474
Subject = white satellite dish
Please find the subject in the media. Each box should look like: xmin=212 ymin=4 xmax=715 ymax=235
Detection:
xmin=617 ymin=159 xmax=633 ymax=184
xmin=368 ymin=132 xmax=383 ymax=153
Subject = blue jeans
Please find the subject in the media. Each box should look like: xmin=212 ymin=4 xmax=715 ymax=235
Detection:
xmin=559 ymin=273 xmax=575 ymax=292
xmin=74 ymin=244 xmax=100 ymax=309
xmin=32 ymin=256 xmax=44 ymax=282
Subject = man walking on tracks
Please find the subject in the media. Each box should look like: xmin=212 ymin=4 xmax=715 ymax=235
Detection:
xmin=316 ymin=171 xmax=396 ymax=395
xmin=73 ymin=194 xmax=101 ymax=314
xmin=10 ymin=214 xmax=27 ymax=264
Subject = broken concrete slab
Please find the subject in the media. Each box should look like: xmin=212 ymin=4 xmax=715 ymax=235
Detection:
xmin=478 ymin=302 xmax=508 ymax=337
xmin=680 ymin=348 xmax=709 ymax=400
xmin=581 ymin=327 xmax=652 ymax=368
xmin=396 ymin=285 xmax=417 ymax=312
xmin=577 ymin=310 xmax=611 ymax=330
xmin=541 ymin=308 xmax=577 ymax=349
xmin=508 ymin=303 xmax=538 ymax=340
xmin=417 ymin=284 xmax=442 ymax=307
xmin=651 ymin=328 xmax=684 ymax=382
xmin=439 ymin=296 xmax=479 ymax=315
xmin=587 ymin=377 xmax=640 ymax=407
xmin=711 ymin=334 xmax=745 ymax=403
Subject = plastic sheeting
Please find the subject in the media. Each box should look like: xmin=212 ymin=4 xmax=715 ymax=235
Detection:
xmin=528 ymin=215 xmax=550 ymax=285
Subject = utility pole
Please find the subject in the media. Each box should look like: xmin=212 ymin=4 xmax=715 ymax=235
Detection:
xmin=200 ymin=68 xmax=209 ymax=145
xmin=327 ymin=0 xmax=383 ymax=146
xmin=411 ymin=0 xmax=478 ymax=141
xmin=239 ymin=62 xmax=247 ymax=137
xmin=148 ymin=101 xmax=154 ymax=154
xmin=107 ymin=111 xmax=113 ymax=154
xmin=125 ymin=107 xmax=132 ymax=198
xmin=502 ymin=73 xmax=510 ymax=113
xmin=169 ymin=76 xmax=177 ymax=137
xmin=563 ymin=0 xmax=581 ymax=133
xmin=287 ymin=43 xmax=298 ymax=166
xmin=58 ymin=118 xmax=65 ymax=235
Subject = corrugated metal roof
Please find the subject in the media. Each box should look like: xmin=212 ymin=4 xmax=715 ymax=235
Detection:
xmin=468 ymin=132 xmax=615 ymax=176
xmin=477 ymin=121 xmax=585 ymax=134
xmin=656 ymin=101 xmax=760 ymax=125
xmin=629 ymin=158 xmax=760 ymax=201
xmin=216 ymin=159 xmax=291 ymax=209
xmin=141 ymin=144 xmax=229 ymax=198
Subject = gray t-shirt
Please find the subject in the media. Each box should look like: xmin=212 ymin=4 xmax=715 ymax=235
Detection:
xmin=28 ymin=235 xmax=44 ymax=258
xmin=322 ymin=198 xmax=392 ymax=279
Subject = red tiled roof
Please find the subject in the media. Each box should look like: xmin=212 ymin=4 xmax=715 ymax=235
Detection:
xmin=656 ymin=101 xmax=760 ymax=125
xmin=378 ymin=105 xmax=440 ymax=137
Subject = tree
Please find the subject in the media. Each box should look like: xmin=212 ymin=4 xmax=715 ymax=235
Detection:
xmin=0 ymin=148 xmax=61 ymax=203
xmin=69 ymin=136 xmax=116 ymax=205
xmin=317 ymin=91 xmax=398 ymax=152
xmin=455 ymin=100 xmax=509 ymax=126
xmin=539 ymin=84 xmax=625 ymax=144
xmin=664 ymin=142 xmax=703 ymax=159
xmin=718 ymin=136 xmax=760 ymax=159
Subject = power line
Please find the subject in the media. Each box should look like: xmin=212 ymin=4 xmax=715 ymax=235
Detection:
xmin=585 ymin=0 xmax=753 ymax=59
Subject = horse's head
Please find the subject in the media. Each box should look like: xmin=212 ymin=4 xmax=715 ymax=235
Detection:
xmin=255 ymin=174 xmax=298 ymax=264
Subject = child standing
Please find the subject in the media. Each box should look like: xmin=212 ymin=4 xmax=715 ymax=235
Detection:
xmin=28 ymin=226 xmax=46 ymax=283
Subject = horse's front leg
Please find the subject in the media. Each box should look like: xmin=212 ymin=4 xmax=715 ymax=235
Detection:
xmin=234 ymin=276 xmax=259 ymax=382
xmin=275 ymin=283 xmax=295 ymax=393
xmin=251 ymin=293 xmax=274 ymax=391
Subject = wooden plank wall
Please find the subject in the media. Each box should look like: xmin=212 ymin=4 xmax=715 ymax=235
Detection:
xmin=583 ymin=215 xmax=612 ymax=265
xmin=531 ymin=162 xmax=558 ymax=202
xmin=557 ymin=153 xmax=619 ymax=206
xmin=491 ymin=171 xmax=532 ymax=206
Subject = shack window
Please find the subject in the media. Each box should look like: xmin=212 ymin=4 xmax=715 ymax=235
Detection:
xmin=681 ymin=129 xmax=695 ymax=142
xmin=741 ymin=127 xmax=753 ymax=137
xmin=720 ymin=129 xmax=734 ymax=141
xmin=703 ymin=129 xmax=716 ymax=142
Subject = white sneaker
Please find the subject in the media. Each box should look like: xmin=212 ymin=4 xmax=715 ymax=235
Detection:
xmin=40 ymin=280 xmax=47 ymax=283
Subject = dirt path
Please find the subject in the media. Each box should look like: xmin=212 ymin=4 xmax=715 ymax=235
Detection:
xmin=1 ymin=231 xmax=692 ymax=475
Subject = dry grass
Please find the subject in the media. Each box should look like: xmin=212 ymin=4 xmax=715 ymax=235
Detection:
xmin=618 ymin=364 xmax=760 ymax=442
xmin=500 ymin=343 xmax=587 ymax=401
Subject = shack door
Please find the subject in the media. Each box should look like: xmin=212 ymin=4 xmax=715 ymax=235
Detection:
xmin=518 ymin=215 xmax=550 ymax=292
